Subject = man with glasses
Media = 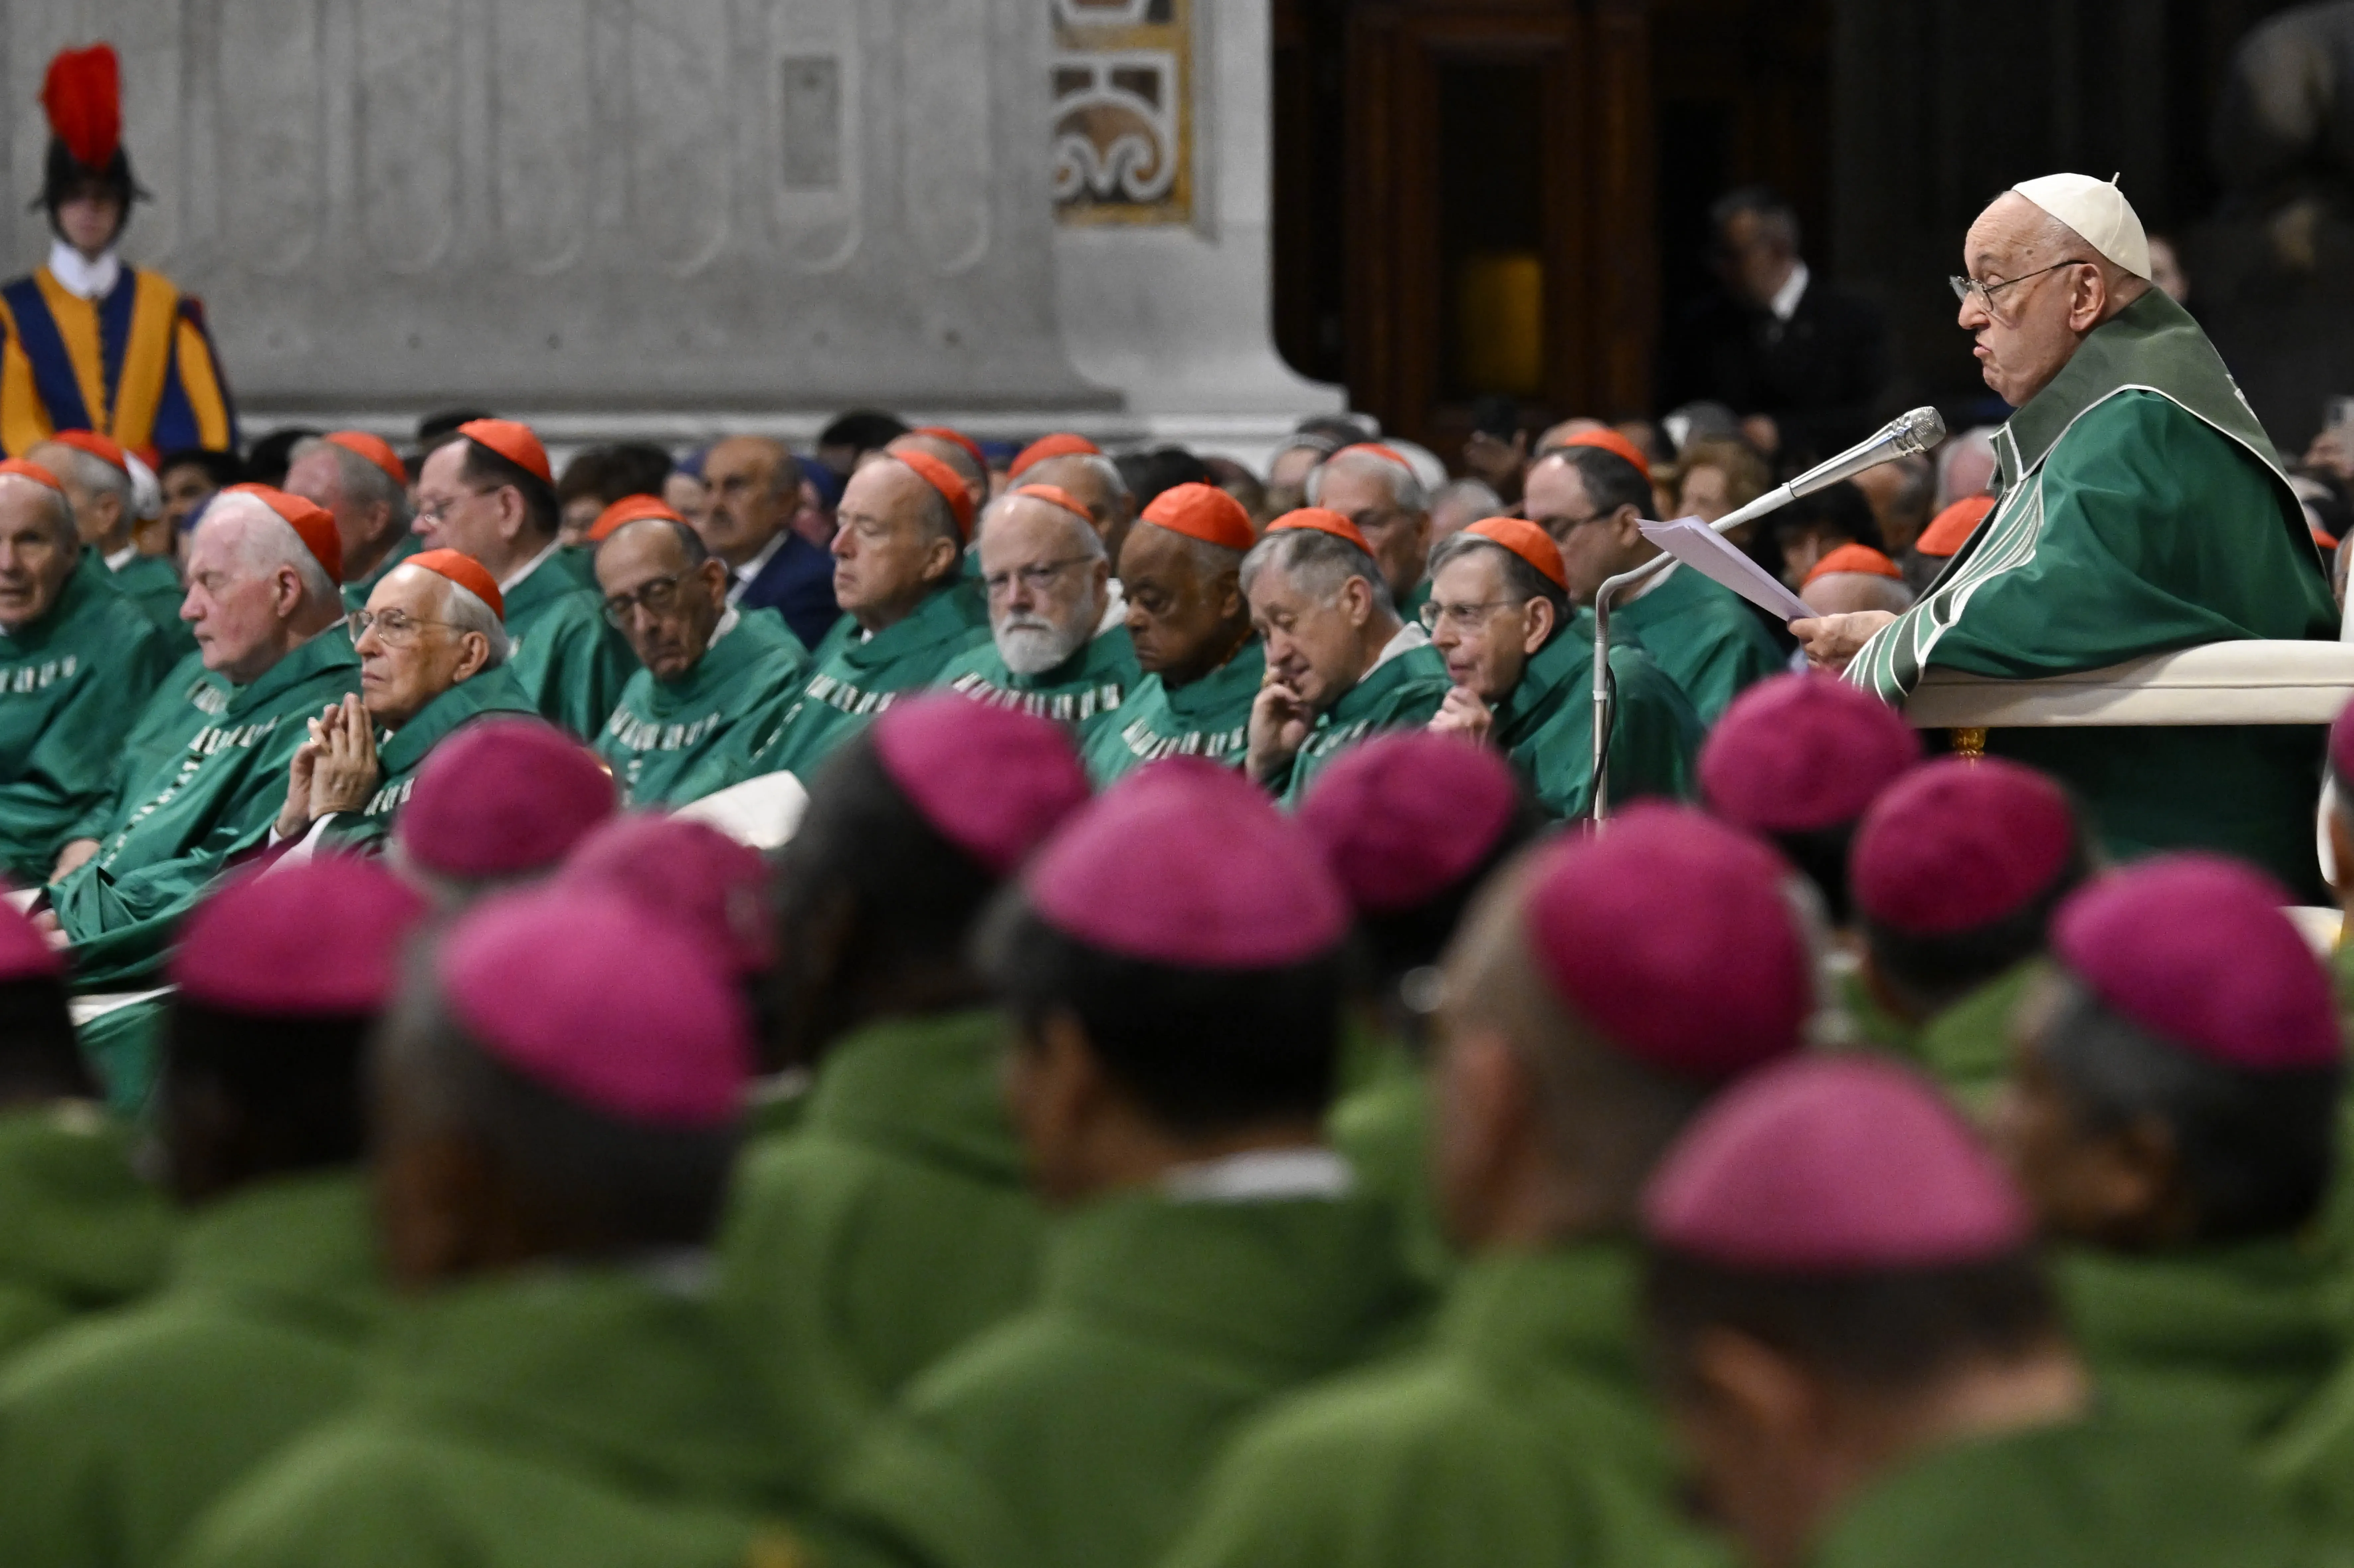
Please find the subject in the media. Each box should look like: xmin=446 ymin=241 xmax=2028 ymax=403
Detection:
xmin=1306 ymin=444 xmax=1435 ymax=621
xmin=937 ymin=486 xmax=1137 ymax=729
xmin=1423 ymin=516 xmax=1698 ymax=817
xmin=591 ymin=509 xmax=808 ymax=807
xmin=1800 ymin=174 xmax=2338 ymax=891
xmin=411 ymin=417 xmax=635 ymax=740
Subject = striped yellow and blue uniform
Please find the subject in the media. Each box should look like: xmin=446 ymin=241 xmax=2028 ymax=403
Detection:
xmin=0 ymin=265 xmax=236 ymax=457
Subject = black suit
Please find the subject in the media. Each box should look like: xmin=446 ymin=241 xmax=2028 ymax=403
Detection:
xmin=1661 ymin=273 xmax=1889 ymax=468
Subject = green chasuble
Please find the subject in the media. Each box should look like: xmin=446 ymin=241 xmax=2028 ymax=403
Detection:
xmin=0 ymin=553 xmax=175 ymax=882
xmin=1614 ymin=561 xmax=1784 ymax=725
xmin=0 ymin=1173 xmax=380 ymax=1568
xmin=1811 ymin=1410 xmax=2307 ymax=1568
xmin=64 ymin=651 xmax=229 ymax=846
xmin=502 ymin=543 xmax=639 ymax=741
xmin=0 ymin=1103 xmax=169 ymax=1362
xmin=1164 ymin=1246 xmax=1724 ymax=1568
xmin=107 ymin=552 xmax=195 ymax=659
xmin=1083 ymin=641 xmax=1264 ymax=786
xmin=313 ymin=664 xmax=539 ymax=854
xmin=173 ymin=1266 xmax=927 ymax=1568
xmin=1492 ymin=618 xmax=1701 ymax=819
xmin=1276 ymin=632 xmax=1454 ymax=807
xmin=718 ymin=1009 xmax=1042 ymax=1414
xmin=339 ymin=530 xmax=423 ymax=614
xmin=596 ymin=611 xmax=809 ymax=808
xmin=1851 ymin=289 xmax=2338 ymax=891
xmin=936 ymin=624 xmax=1140 ymax=727
xmin=734 ymin=586 xmax=990 ymax=783
xmin=48 ymin=630 xmax=363 ymax=990
xmin=901 ymin=1179 xmax=1425 ymax=1568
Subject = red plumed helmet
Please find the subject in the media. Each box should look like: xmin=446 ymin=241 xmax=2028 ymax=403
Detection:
xmin=42 ymin=44 xmax=121 ymax=172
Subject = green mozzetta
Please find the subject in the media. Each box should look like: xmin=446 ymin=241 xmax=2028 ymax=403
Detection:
xmin=314 ymin=665 xmax=539 ymax=854
xmin=1850 ymin=289 xmax=2337 ymax=891
xmin=0 ymin=1173 xmax=381 ymax=1568
xmin=1492 ymin=619 xmax=1700 ymax=819
xmin=64 ymin=651 xmax=229 ymax=845
xmin=733 ymin=586 xmax=990 ymax=783
xmin=0 ymin=1103 xmax=169 ymax=1361
xmin=1810 ymin=1411 xmax=2307 ymax=1568
xmin=718 ymin=1009 xmax=1042 ymax=1412
xmin=1082 ymin=641 xmax=1264 ymax=786
xmin=0 ymin=553 xmax=175 ymax=882
xmin=595 ymin=611 xmax=809 ymax=808
xmin=901 ymin=1185 xmax=1426 ymax=1568
xmin=107 ymin=552 xmax=196 ymax=659
xmin=1164 ymin=1246 xmax=1724 ymax=1568
xmin=501 ymin=544 xmax=639 ymax=740
xmin=338 ymin=530 xmax=423 ymax=614
xmin=49 ymin=630 xmax=363 ymax=990
xmin=936 ymin=624 xmax=1140 ymax=727
xmin=1276 ymin=635 xmax=1454 ymax=806
xmin=1613 ymin=562 xmax=1785 ymax=725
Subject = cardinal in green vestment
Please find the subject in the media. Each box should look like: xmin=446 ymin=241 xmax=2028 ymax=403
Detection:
xmin=935 ymin=483 xmax=1140 ymax=730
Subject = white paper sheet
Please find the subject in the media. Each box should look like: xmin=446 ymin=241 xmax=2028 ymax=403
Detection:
xmin=1636 ymin=516 xmax=1814 ymax=623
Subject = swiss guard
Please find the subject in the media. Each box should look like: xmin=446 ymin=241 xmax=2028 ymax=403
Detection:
xmin=0 ymin=45 xmax=237 ymax=458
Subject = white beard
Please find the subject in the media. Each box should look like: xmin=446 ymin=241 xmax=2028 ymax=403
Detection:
xmin=996 ymin=614 xmax=1091 ymax=676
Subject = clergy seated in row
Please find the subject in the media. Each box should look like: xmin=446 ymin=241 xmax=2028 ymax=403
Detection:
xmin=938 ymin=485 xmax=1137 ymax=726
xmin=281 ymin=431 xmax=420 ymax=615
xmin=890 ymin=427 xmax=993 ymax=521
xmin=730 ymin=450 xmax=988 ymax=783
xmin=0 ymin=859 xmax=419 ymax=1568
xmin=1530 ymin=435 xmax=1783 ymax=724
xmin=1644 ymin=1055 xmax=2308 ymax=1568
xmin=1083 ymin=483 xmax=1263 ymax=784
xmin=1306 ymin=444 xmax=1436 ymax=621
xmin=697 ymin=436 xmax=840 ymax=651
xmin=1423 ymin=516 xmax=1700 ymax=818
xmin=44 ymin=486 xmax=359 ymax=991
xmin=0 ymin=459 xmax=174 ymax=884
xmin=1168 ymin=807 xmax=1806 ymax=1568
xmin=898 ymin=761 xmax=1425 ymax=1568
xmin=721 ymin=699 xmax=1091 ymax=1417
xmin=29 ymin=431 xmax=186 ymax=653
xmin=1011 ymin=438 xmax=1138 ymax=571
xmin=591 ymin=505 xmax=808 ymax=808
xmin=270 ymin=549 xmax=535 ymax=854
xmin=410 ymin=417 xmax=634 ymax=741
xmin=1243 ymin=510 xmax=1452 ymax=805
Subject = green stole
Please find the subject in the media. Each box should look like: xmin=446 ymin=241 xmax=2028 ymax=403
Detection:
xmin=596 ymin=611 xmax=809 ymax=807
xmin=741 ymin=586 xmax=989 ymax=780
xmin=1278 ymin=633 xmax=1453 ymax=806
xmin=1083 ymin=641 xmax=1265 ymax=786
xmin=318 ymin=664 xmax=539 ymax=852
xmin=938 ymin=624 xmax=1140 ymax=727
xmin=1491 ymin=619 xmax=1700 ymax=819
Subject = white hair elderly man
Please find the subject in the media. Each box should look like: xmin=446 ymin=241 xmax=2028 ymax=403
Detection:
xmin=937 ymin=484 xmax=1139 ymax=725
xmin=1803 ymin=173 xmax=2339 ymax=890
xmin=282 ymin=430 xmax=420 ymax=612
xmin=28 ymin=429 xmax=187 ymax=645
xmin=1306 ymin=443 xmax=1435 ymax=617
xmin=42 ymin=484 xmax=360 ymax=989
xmin=274 ymin=547 xmax=533 ymax=855
xmin=1016 ymin=446 xmax=1139 ymax=567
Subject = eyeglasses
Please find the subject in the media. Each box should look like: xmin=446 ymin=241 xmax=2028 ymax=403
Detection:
xmin=413 ymin=486 xmax=496 ymax=524
xmin=1532 ymin=511 xmax=1603 ymax=534
xmin=983 ymin=556 xmax=1092 ymax=599
xmin=1949 ymin=259 xmax=2090 ymax=315
xmin=603 ymin=572 xmax=692 ymax=626
xmin=347 ymin=608 xmax=462 ymax=647
xmin=1418 ymin=598 xmax=1522 ymax=633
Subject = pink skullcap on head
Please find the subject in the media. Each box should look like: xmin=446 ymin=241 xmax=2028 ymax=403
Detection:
xmin=1699 ymin=674 xmax=1920 ymax=834
xmin=395 ymin=717 xmax=618 ymax=880
xmin=2052 ymin=854 xmax=2340 ymax=1071
xmin=1645 ymin=1055 xmax=2031 ymax=1270
xmin=870 ymin=694 xmax=1091 ymax=876
xmin=562 ymin=813 xmax=774 ymax=978
xmin=1299 ymin=732 xmax=1522 ymax=915
xmin=2330 ymin=692 xmax=2354 ymax=785
xmin=457 ymin=418 xmax=553 ymax=485
xmin=1525 ymin=804 xmax=1810 ymax=1079
xmin=1010 ymin=433 xmax=1102 ymax=478
xmin=1852 ymin=758 xmax=2077 ymax=935
xmin=0 ymin=896 xmax=62 ymax=983
xmin=172 ymin=857 xmax=428 ymax=1016
xmin=439 ymin=886 xmax=752 ymax=1128
xmin=1027 ymin=760 xmax=1350 ymax=968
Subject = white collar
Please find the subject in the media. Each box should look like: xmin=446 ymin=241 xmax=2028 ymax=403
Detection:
xmin=707 ymin=606 xmax=740 ymax=648
xmin=498 ymin=537 xmax=563 ymax=593
xmin=1095 ymin=578 xmax=1128 ymax=636
xmin=1369 ymin=619 xmax=1429 ymax=673
xmin=103 ymin=543 xmax=139 ymax=573
xmin=1769 ymin=260 xmax=1810 ymax=323
xmin=47 ymin=239 xmax=119 ymax=302
xmin=1162 ymin=1148 xmax=1355 ymax=1204
xmin=730 ymin=530 xmax=788 ymax=598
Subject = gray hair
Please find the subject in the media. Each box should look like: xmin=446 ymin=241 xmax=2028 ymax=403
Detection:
xmin=0 ymin=472 xmax=76 ymax=544
xmin=1426 ymin=530 xmax=1568 ymax=620
xmin=396 ymin=565 xmax=512 ymax=668
xmin=1431 ymin=477 xmax=1504 ymax=522
xmin=1059 ymin=452 xmax=1132 ymax=507
xmin=207 ymin=490 xmax=339 ymax=606
xmin=292 ymin=435 xmax=415 ymax=533
xmin=1240 ymin=526 xmax=1394 ymax=615
xmin=1305 ymin=447 xmax=1428 ymax=514
xmin=47 ymin=444 xmax=131 ymax=515
xmin=981 ymin=490 xmax=1108 ymax=562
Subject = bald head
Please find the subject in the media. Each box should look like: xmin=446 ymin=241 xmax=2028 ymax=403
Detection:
xmin=1023 ymin=452 xmax=1136 ymax=560
xmin=595 ymin=516 xmax=726 ymax=681
xmin=699 ymin=435 xmax=800 ymax=569
xmin=888 ymin=432 xmax=988 ymax=512
xmin=1959 ymin=193 xmax=2151 ymax=408
xmin=28 ymin=441 xmax=130 ymax=555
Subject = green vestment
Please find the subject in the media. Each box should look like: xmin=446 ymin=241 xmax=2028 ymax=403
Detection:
xmin=1492 ymin=619 xmax=1701 ymax=818
xmin=1327 ymin=1049 xmax=1454 ymax=1293
xmin=49 ymin=630 xmax=363 ymax=989
xmin=107 ymin=553 xmax=195 ymax=660
xmin=936 ymin=624 xmax=1140 ymax=727
xmin=64 ymin=651 xmax=229 ymax=845
xmin=339 ymin=530 xmax=423 ymax=614
xmin=0 ymin=1172 xmax=380 ymax=1568
xmin=1851 ymin=290 xmax=2338 ymax=891
xmin=1909 ymin=961 xmax=2040 ymax=1115
xmin=718 ymin=1009 xmax=1042 ymax=1413
xmin=1614 ymin=562 xmax=1785 ymax=724
xmin=0 ymin=1103 xmax=169 ymax=1362
xmin=314 ymin=664 xmax=539 ymax=854
xmin=1082 ymin=642 xmax=1264 ymax=786
xmin=901 ymin=1181 xmax=1425 ymax=1568
xmin=503 ymin=544 xmax=639 ymax=741
xmin=1164 ymin=1246 xmax=1723 ymax=1568
xmin=596 ymin=611 xmax=809 ymax=808
xmin=0 ymin=553 xmax=175 ymax=882
xmin=1276 ymin=635 xmax=1454 ymax=806
xmin=736 ymin=587 xmax=990 ymax=783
